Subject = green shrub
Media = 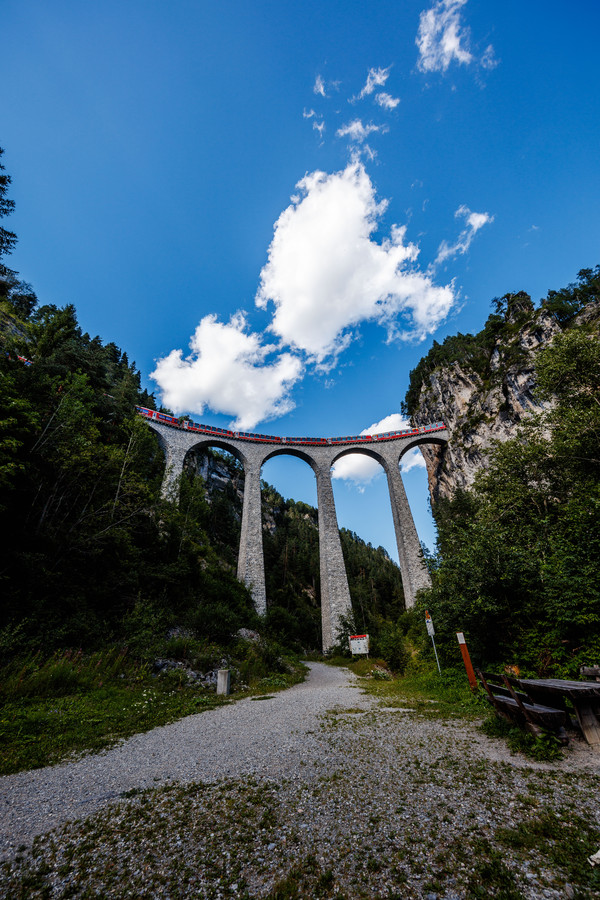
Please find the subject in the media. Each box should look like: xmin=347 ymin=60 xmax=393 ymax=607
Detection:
xmin=373 ymin=622 xmax=410 ymax=674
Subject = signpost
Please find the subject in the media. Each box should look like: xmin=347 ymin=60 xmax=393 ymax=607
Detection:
xmin=425 ymin=611 xmax=441 ymax=675
xmin=349 ymin=634 xmax=369 ymax=656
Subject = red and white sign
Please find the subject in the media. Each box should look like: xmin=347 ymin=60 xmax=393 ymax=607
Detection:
xmin=425 ymin=610 xmax=435 ymax=637
xmin=349 ymin=634 xmax=369 ymax=655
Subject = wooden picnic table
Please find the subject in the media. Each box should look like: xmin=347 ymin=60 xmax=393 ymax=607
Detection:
xmin=517 ymin=678 xmax=600 ymax=746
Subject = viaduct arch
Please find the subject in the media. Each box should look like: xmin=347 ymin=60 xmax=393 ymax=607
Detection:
xmin=142 ymin=414 xmax=448 ymax=651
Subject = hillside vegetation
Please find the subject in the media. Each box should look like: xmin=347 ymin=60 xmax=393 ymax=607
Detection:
xmin=402 ymin=267 xmax=600 ymax=419
xmin=0 ymin=294 xmax=409 ymax=662
xmin=405 ymin=270 xmax=600 ymax=676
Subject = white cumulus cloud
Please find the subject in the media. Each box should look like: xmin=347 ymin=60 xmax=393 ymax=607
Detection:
xmin=256 ymin=163 xmax=455 ymax=362
xmin=416 ymin=0 xmax=473 ymax=73
xmin=150 ymin=313 xmax=303 ymax=431
xmin=332 ymin=413 xmax=427 ymax=485
xmin=435 ymin=204 xmax=494 ymax=265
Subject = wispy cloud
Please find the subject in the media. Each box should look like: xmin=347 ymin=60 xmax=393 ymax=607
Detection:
xmin=303 ymin=108 xmax=316 ymax=119
xmin=375 ymin=92 xmax=400 ymax=110
xmin=313 ymin=120 xmax=325 ymax=139
xmin=332 ymin=413 xmax=426 ymax=485
xmin=359 ymin=66 xmax=391 ymax=98
xmin=313 ymin=74 xmax=327 ymax=96
xmin=336 ymin=119 xmax=387 ymax=143
xmin=350 ymin=67 xmax=400 ymax=108
xmin=151 ymin=313 xmax=302 ymax=431
xmin=417 ymin=0 xmax=475 ymax=73
xmin=416 ymin=0 xmax=497 ymax=74
xmin=256 ymin=163 xmax=455 ymax=364
xmin=435 ymin=204 xmax=494 ymax=265
xmin=480 ymin=44 xmax=498 ymax=71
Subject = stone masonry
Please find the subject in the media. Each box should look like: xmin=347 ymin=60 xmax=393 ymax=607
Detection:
xmin=145 ymin=421 xmax=448 ymax=651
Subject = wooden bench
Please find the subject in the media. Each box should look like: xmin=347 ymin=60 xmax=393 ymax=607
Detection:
xmin=517 ymin=677 xmax=600 ymax=746
xmin=476 ymin=670 xmax=569 ymax=742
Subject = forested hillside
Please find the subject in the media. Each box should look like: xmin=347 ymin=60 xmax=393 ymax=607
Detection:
xmin=0 ymin=297 xmax=407 ymax=658
xmin=405 ymin=270 xmax=600 ymax=676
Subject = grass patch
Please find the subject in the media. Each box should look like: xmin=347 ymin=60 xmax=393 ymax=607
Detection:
xmin=495 ymin=806 xmax=600 ymax=895
xmin=333 ymin=659 xmax=484 ymax=720
xmin=265 ymin=854 xmax=343 ymax=899
xmin=325 ymin=655 xmax=387 ymax=678
xmin=480 ymin=712 xmax=564 ymax=762
xmin=0 ymin=677 xmax=228 ymax=775
xmin=0 ymin=648 xmax=306 ymax=775
xmin=333 ymin=658 xmax=571 ymax=761
xmin=466 ymin=841 xmax=525 ymax=899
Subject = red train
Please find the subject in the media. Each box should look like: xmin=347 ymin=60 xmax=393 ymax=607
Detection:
xmin=135 ymin=407 xmax=446 ymax=446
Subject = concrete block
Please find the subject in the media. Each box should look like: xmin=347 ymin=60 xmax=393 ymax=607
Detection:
xmin=217 ymin=669 xmax=230 ymax=695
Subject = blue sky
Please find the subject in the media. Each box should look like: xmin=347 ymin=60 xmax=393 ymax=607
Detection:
xmin=3 ymin=0 xmax=600 ymax=562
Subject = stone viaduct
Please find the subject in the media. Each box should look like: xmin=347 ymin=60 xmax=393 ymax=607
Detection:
xmin=141 ymin=417 xmax=448 ymax=651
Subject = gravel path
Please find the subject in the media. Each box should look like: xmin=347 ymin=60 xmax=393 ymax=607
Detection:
xmin=2 ymin=663 xmax=600 ymax=899
xmin=0 ymin=662 xmax=371 ymax=860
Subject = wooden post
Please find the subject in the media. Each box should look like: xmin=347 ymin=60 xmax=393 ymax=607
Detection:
xmin=457 ymin=632 xmax=477 ymax=691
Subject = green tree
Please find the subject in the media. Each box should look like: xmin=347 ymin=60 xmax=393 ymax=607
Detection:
xmin=417 ymin=323 xmax=600 ymax=675
xmin=0 ymin=147 xmax=17 ymax=262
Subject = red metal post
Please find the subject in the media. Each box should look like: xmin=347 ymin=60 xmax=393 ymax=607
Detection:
xmin=457 ymin=632 xmax=478 ymax=691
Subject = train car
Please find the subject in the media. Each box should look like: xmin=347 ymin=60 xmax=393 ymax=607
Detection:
xmin=285 ymin=436 xmax=329 ymax=445
xmin=235 ymin=432 xmax=281 ymax=443
xmin=135 ymin=407 xmax=185 ymax=429
xmin=373 ymin=429 xmax=415 ymax=442
xmin=180 ymin=419 xmax=199 ymax=432
xmin=329 ymin=435 xmax=373 ymax=444
xmin=135 ymin=406 xmax=156 ymax=420
xmin=156 ymin=412 xmax=179 ymax=426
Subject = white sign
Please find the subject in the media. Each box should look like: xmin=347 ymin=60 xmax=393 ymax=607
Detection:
xmin=457 ymin=632 xmax=466 ymax=644
xmin=425 ymin=610 xmax=435 ymax=637
xmin=349 ymin=634 xmax=369 ymax=655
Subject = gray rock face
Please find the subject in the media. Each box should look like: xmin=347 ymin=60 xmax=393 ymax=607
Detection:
xmin=412 ymin=310 xmax=561 ymax=503
xmin=191 ymin=451 xmax=244 ymax=500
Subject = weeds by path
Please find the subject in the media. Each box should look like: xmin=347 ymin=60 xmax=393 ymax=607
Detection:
xmin=330 ymin=657 xmax=573 ymax=763
xmin=0 ymin=648 xmax=305 ymax=775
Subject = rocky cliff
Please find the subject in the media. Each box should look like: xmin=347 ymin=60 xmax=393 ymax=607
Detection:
xmin=405 ymin=272 xmax=600 ymax=503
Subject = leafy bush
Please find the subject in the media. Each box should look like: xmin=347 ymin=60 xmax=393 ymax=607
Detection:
xmin=372 ymin=621 xmax=410 ymax=674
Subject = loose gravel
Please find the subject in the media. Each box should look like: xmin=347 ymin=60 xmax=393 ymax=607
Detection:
xmin=1 ymin=663 xmax=600 ymax=899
